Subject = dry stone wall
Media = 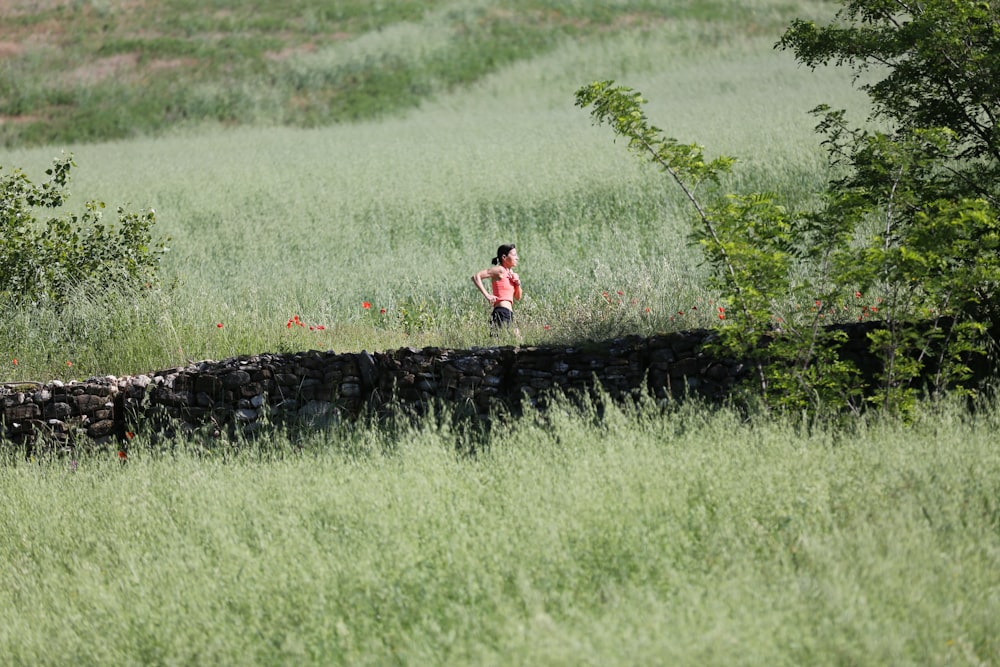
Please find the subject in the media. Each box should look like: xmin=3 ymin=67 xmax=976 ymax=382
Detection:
xmin=2 ymin=329 xmax=738 ymax=450
xmin=2 ymin=322 xmax=991 ymax=451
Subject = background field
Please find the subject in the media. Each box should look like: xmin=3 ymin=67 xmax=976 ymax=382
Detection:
xmin=4 ymin=2 xmax=997 ymax=665
xmin=2 ymin=0 xmax=864 ymax=381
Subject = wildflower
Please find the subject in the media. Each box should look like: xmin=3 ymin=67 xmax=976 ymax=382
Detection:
xmin=380 ymin=308 xmax=386 ymax=315
xmin=855 ymin=291 xmax=862 ymax=298
xmin=616 ymin=291 xmax=624 ymax=296
xmin=66 ymin=361 xmax=72 ymax=367
xmin=362 ymin=301 xmax=371 ymax=310
xmin=11 ymin=358 xmax=16 ymax=366
xmin=644 ymin=307 xmax=651 ymax=313
xmin=315 ymin=325 xmax=326 ymax=331
xmin=677 ymin=311 xmax=684 ymax=316
xmin=125 ymin=431 xmax=135 ymax=439
xmin=216 ymin=322 xmax=223 ymax=328
xmin=117 ymin=450 xmax=128 ymax=462
xmin=543 ymin=325 xmax=551 ymax=330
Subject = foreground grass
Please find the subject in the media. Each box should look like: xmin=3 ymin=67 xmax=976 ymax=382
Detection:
xmin=1 ymin=397 xmax=997 ymax=665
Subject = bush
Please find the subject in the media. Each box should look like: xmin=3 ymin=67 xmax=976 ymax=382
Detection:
xmin=0 ymin=155 xmax=168 ymax=310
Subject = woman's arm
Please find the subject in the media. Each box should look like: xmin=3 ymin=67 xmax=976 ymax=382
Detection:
xmin=472 ymin=267 xmax=501 ymax=304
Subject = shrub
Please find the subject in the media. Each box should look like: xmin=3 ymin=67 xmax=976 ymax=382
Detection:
xmin=0 ymin=155 xmax=168 ymax=310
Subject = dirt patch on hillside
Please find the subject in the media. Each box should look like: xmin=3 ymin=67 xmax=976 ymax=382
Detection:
xmin=0 ymin=113 xmax=40 ymax=125
xmin=0 ymin=0 xmax=71 ymax=15
xmin=146 ymin=56 xmax=199 ymax=72
xmin=0 ymin=40 xmax=22 ymax=57
xmin=64 ymin=52 xmax=139 ymax=85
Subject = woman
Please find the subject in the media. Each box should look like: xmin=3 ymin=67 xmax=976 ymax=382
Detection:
xmin=471 ymin=244 xmax=522 ymax=333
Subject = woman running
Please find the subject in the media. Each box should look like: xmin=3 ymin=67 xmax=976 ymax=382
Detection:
xmin=471 ymin=244 xmax=521 ymax=333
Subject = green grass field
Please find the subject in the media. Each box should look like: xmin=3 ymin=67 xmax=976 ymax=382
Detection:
xmin=2 ymin=397 xmax=998 ymax=665
xmin=3 ymin=0 xmax=865 ymax=381
xmin=2 ymin=1 xmax=997 ymax=664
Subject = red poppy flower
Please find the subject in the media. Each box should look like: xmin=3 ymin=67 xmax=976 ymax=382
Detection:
xmin=380 ymin=308 xmax=386 ymax=315
xmin=362 ymin=302 xmax=371 ymax=309
xmin=216 ymin=322 xmax=223 ymax=328
xmin=11 ymin=359 xmax=16 ymax=366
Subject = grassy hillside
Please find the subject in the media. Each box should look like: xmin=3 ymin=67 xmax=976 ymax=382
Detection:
xmin=3 ymin=2 xmax=861 ymax=381
xmin=2 ymin=5 xmax=998 ymax=666
xmin=1 ymin=0 xmax=821 ymax=148
xmin=2 ymin=0 xmax=861 ymax=381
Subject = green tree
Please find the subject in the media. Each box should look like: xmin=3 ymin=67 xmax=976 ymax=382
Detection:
xmin=779 ymin=0 xmax=1000 ymax=205
xmin=1 ymin=155 xmax=168 ymax=309
xmin=577 ymin=0 xmax=1000 ymax=415
xmin=779 ymin=0 xmax=1000 ymax=407
xmin=576 ymin=82 xmax=864 ymax=414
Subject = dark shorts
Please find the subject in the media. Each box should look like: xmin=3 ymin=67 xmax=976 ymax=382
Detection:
xmin=490 ymin=306 xmax=514 ymax=330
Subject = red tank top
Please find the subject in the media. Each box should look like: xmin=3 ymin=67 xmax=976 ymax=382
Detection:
xmin=492 ymin=271 xmax=516 ymax=302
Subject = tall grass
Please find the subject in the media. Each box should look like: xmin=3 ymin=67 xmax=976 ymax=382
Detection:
xmin=1 ymin=395 xmax=997 ymax=665
xmin=2 ymin=16 xmax=866 ymax=381
xmin=3 ymin=5 xmax=995 ymax=665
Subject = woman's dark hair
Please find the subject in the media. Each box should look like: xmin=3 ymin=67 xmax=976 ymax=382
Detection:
xmin=491 ymin=243 xmax=515 ymax=265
